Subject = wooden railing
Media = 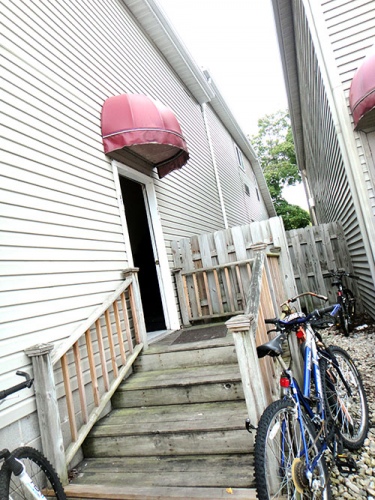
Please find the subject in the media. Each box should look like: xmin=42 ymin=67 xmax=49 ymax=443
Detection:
xmin=25 ymin=269 xmax=147 ymax=485
xmin=173 ymin=258 xmax=255 ymax=323
xmin=226 ymin=246 xmax=282 ymax=424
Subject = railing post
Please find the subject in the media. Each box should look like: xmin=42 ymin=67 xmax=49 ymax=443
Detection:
xmin=226 ymin=248 xmax=271 ymax=424
xmin=25 ymin=343 xmax=68 ymax=485
xmin=226 ymin=313 xmax=268 ymax=424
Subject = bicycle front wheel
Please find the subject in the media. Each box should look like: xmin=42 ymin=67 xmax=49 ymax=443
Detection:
xmin=254 ymin=399 xmax=331 ymax=499
xmin=322 ymin=345 xmax=369 ymax=450
xmin=0 ymin=447 xmax=66 ymax=499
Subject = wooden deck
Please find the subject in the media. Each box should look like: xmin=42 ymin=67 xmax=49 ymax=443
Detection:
xmin=64 ymin=484 xmax=258 ymax=499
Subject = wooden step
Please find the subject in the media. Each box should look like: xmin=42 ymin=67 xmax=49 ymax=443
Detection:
xmin=69 ymin=454 xmax=254 ymax=488
xmin=134 ymin=338 xmax=237 ymax=372
xmin=65 ymin=484 xmax=258 ymax=499
xmin=83 ymin=401 xmax=253 ymax=457
xmin=113 ymin=364 xmax=244 ymax=407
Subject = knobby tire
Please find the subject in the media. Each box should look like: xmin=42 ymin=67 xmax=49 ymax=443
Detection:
xmin=338 ymin=289 xmax=355 ymax=337
xmin=321 ymin=345 xmax=369 ymax=450
xmin=0 ymin=447 xmax=66 ymax=500
xmin=254 ymin=399 xmax=331 ymax=499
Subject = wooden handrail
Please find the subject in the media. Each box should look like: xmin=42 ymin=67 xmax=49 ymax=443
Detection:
xmin=26 ymin=269 xmax=147 ymax=485
xmin=51 ymin=276 xmax=133 ymax=366
xmin=173 ymin=257 xmax=255 ymax=276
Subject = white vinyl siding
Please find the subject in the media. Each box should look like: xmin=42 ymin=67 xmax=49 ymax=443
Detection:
xmin=1 ymin=0 xmax=274 ymax=438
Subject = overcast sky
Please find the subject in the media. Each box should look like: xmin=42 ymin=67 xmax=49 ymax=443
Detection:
xmin=156 ymin=0 xmax=288 ymax=138
xmin=156 ymin=0 xmax=308 ymax=209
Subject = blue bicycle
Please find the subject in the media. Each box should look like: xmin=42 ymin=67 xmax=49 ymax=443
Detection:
xmin=253 ymin=297 xmax=368 ymax=499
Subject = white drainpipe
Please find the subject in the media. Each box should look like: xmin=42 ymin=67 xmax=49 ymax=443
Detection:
xmin=201 ymin=103 xmax=228 ymax=229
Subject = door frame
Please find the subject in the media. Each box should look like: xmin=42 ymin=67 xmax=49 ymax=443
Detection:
xmin=112 ymin=160 xmax=180 ymax=331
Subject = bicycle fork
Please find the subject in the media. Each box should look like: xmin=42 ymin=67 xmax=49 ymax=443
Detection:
xmin=0 ymin=450 xmax=47 ymax=500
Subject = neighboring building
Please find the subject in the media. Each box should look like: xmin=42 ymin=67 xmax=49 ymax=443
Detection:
xmin=0 ymin=0 xmax=275 ymax=445
xmin=271 ymin=0 xmax=375 ymax=316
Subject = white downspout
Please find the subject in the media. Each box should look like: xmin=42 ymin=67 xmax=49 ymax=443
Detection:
xmin=201 ymin=103 xmax=229 ymax=229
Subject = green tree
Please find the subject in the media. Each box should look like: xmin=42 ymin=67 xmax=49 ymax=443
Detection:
xmin=250 ymin=110 xmax=310 ymax=230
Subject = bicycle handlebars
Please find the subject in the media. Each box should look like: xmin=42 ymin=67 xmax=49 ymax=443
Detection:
xmin=324 ymin=269 xmax=359 ymax=280
xmin=0 ymin=371 xmax=34 ymax=401
xmin=265 ymin=303 xmax=340 ymax=329
xmin=280 ymin=291 xmax=328 ymax=309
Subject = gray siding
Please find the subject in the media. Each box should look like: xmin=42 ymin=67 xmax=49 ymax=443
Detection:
xmin=321 ymin=0 xmax=375 ymax=217
xmin=292 ymin=0 xmax=375 ymax=311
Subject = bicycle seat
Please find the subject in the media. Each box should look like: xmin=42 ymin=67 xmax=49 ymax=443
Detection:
xmin=257 ymin=333 xmax=286 ymax=359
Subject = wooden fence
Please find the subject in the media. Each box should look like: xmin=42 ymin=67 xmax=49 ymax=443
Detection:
xmin=171 ymin=217 xmax=297 ymax=325
xmin=25 ymin=269 xmax=147 ymax=485
xmin=286 ymin=221 xmax=360 ymax=312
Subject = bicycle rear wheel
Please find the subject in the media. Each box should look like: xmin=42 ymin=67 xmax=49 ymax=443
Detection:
xmin=254 ymin=399 xmax=331 ymax=499
xmin=0 ymin=447 xmax=66 ymax=499
xmin=338 ymin=289 xmax=355 ymax=336
xmin=321 ymin=345 xmax=369 ymax=450
xmin=337 ymin=309 xmax=349 ymax=337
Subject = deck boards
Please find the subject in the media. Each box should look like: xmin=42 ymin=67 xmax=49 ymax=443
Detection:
xmin=65 ymin=484 xmax=258 ymax=499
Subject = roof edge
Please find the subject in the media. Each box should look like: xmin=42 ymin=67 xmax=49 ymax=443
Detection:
xmin=122 ymin=0 xmax=214 ymax=104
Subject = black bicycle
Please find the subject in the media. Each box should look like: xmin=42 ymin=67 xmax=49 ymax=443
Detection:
xmin=324 ymin=269 xmax=358 ymax=336
xmin=0 ymin=372 xmax=66 ymax=499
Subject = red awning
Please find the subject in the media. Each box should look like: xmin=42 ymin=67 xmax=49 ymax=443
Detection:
xmin=101 ymin=94 xmax=189 ymax=178
xmin=349 ymin=52 xmax=375 ymax=130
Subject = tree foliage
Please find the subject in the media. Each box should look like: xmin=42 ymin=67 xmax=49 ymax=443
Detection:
xmin=250 ymin=110 xmax=310 ymax=230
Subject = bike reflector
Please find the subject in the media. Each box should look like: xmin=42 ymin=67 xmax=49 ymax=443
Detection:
xmin=296 ymin=326 xmax=306 ymax=341
xmin=280 ymin=375 xmax=290 ymax=388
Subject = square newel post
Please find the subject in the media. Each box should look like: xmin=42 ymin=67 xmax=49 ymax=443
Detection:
xmin=25 ymin=343 xmax=68 ymax=485
xmin=226 ymin=314 xmax=268 ymax=425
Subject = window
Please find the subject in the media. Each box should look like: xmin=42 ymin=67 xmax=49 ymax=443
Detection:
xmin=244 ymin=184 xmax=250 ymax=196
xmin=256 ymin=187 xmax=260 ymax=201
xmin=234 ymin=144 xmax=245 ymax=170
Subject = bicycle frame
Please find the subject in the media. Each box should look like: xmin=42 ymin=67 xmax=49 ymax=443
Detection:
xmin=278 ymin=323 xmax=328 ymax=484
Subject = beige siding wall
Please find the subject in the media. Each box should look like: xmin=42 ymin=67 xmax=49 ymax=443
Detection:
xmin=205 ymin=106 xmax=270 ymax=227
xmin=292 ymin=0 xmax=375 ymax=312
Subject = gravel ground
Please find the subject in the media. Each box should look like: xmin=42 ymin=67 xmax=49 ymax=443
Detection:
xmin=320 ymin=320 xmax=375 ymax=499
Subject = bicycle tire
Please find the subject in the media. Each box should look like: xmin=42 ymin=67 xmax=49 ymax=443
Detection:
xmin=321 ymin=345 xmax=369 ymax=450
xmin=337 ymin=289 xmax=355 ymax=336
xmin=337 ymin=309 xmax=349 ymax=337
xmin=343 ymin=288 xmax=356 ymax=325
xmin=254 ymin=398 xmax=331 ymax=499
xmin=0 ymin=446 xmax=66 ymax=499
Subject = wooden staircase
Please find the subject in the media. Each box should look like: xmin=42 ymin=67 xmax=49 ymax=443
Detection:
xmin=65 ymin=332 xmax=257 ymax=499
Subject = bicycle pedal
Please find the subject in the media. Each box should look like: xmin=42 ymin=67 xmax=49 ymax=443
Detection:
xmin=335 ymin=454 xmax=357 ymax=475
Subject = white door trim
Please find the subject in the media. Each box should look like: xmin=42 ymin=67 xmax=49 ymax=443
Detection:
xmin=112 ymin=160 xmax=180 ymax=331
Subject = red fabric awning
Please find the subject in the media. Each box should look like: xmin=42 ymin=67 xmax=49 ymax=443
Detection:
xmin=349 ymin=52 xmax=375 ymax=130
xmin=101 ymin=94 xmax=189 ymax=178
